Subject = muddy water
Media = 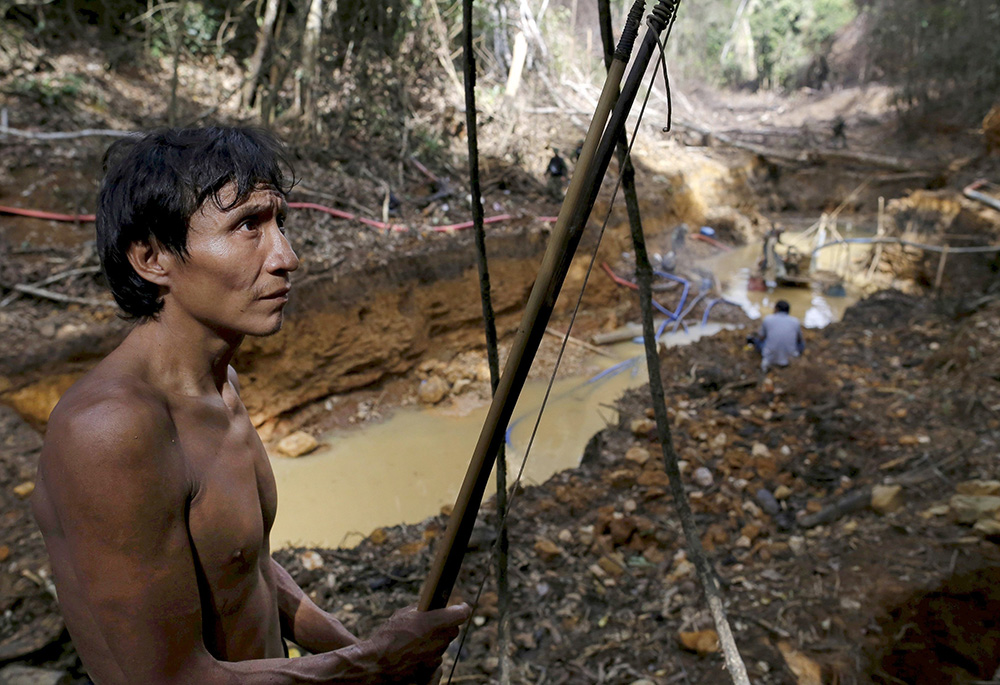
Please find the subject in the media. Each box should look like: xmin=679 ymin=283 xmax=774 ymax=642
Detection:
xmin=268 ymin=327 xmax=718 ymax=549
xmin=268 ymin=232 xmax=868 ymax=549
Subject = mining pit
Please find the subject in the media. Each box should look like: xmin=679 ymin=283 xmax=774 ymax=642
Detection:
xmin=2 ymin=121 xmax=1000 ymax=683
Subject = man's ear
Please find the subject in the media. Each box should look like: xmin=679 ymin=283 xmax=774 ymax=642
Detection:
xmin=126 ymin=240 xmax=173 ymax=287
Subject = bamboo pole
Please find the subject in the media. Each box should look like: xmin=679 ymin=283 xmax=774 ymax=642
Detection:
xmin=419 ymin=0 xmax=672 ymax=612
xmin=418 ymin=52 xmax=626 ymax=613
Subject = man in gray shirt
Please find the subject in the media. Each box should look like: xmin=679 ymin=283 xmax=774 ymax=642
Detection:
xmin=752 ymin=300 xmax=805 ymax=371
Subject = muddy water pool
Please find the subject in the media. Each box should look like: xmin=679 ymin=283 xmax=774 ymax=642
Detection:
xmin=268 ymin=232 xmax=871 ymax=549
xmin=268 ymin=327 xmax=721 ymax=549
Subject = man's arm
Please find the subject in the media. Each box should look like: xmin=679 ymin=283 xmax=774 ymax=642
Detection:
xmin=37 ymin=391 xmax=226 ymax=683
xmin=37 ymin=389 xmax=468 ymax=684
xmin=757 ymin=317 xmax=769 ymax=342
xmin=273 ymin=559 xmax=360 ymax=653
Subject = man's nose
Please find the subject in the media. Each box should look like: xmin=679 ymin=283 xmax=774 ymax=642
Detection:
xmin=267 ymin=228 xmax=300 ymax=274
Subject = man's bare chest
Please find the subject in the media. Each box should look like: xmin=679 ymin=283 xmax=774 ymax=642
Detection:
xmin=168 ymin=392 xmax=278 ymax=594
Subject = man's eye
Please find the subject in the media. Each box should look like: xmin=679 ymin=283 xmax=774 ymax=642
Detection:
xmin=276 ymin=214 xmax=287 ymax=233
xmin=239 ymin=217 xmax=259 ymax=231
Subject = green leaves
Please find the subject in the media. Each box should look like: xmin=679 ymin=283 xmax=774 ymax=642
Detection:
xmin=12 ymin=75 xmax=84 ymax=109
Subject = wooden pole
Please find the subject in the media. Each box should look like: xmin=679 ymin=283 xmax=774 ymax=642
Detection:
xmin=418 ymin=56 xmax=626 ymax=611
xmin=867 ymin=196 xmax=886 ymax=281
xmin=934 ymin=245 xmax=950 ymax=289
xmin=418 ymin=0 xmax=673 ymax=612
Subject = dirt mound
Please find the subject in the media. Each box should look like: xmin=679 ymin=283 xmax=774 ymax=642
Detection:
xmin=839 ymin=289 xmax=927 ymax=328
xmin=869 ymin=566 xmax=1000 ymax=684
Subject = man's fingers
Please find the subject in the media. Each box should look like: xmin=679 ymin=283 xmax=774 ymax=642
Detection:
xmin=437 ymin=602 xmax=471 ymax=627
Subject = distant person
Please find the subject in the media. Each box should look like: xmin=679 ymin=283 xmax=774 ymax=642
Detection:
xmin=32 ymin=127 xmax=469 ymax=684
xmin=545 ymin=148 xmax=568 ymax=201
xmin=387 ymin=189 xmax=402 ymax=216
xmin=672 ymin=223 xmax=688 ymax=252
xmin=748 ymin=300 xmax=805 ymax=371
xmin=805 ymin=55 xmax=829 ymax=91
xmin=831 ymin=116 xmax=847 ymax=149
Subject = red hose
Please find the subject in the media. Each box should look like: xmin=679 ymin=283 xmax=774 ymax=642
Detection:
xmin=691 ymin=233 xmax=731 ymax=251
xmin=0 ymin=201 xmax=559 ymax=233
xmin=600 ymin=262 xmax=639 ymax=290
xmin=286 ymin=201 xmax=396 ymax=231
xmin=0 ymin=205 xmax=96 ymax=222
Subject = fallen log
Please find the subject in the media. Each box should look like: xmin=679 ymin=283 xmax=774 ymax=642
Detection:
xmin=1 ymin=282 xmax=113 ymax=308
xmin=591 ymin=319 xmax=670 ymax=345
xmin=544 ymin=327 xmax=614 ymax=357
xmin=672 ymin=118 xmax=923 ymax=172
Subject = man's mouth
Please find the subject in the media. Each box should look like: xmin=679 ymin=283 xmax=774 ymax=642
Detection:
xmin=261 ymin=286 xmax=291 ymax=300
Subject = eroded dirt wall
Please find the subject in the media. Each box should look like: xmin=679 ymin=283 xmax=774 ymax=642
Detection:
xmin=236 ymin=252 xmax=544 ymax=424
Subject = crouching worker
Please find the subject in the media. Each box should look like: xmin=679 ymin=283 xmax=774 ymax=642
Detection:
xmin=747 ymin=300 xmax=805 ymax=371
xmin=31 ymin=126 xmax=469 ymax=684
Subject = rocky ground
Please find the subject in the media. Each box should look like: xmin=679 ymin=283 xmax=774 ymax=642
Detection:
xmin=5 ymin=286 xmax=1000 ymax=683
xmin=4 ymin=150 xmax=1000 ymax=684
xmin=269 ymin=290 xmax=1000 ymax=685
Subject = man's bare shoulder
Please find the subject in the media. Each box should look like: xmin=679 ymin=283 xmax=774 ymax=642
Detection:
xmin=43 ymin=370 xmax=175 ymax=477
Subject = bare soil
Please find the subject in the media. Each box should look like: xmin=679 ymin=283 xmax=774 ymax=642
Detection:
xmin=273 ymin=291 xmax=1000 ymax=685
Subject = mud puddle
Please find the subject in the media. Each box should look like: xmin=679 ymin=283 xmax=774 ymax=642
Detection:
xmin=267 ymin=228 xmax=871 ymax=549
xmin=267 ymin=325 xmax=727 ymax=548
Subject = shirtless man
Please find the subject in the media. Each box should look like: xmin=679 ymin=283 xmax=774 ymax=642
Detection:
xmin=31 ymin=127 xmax=470 ymax=683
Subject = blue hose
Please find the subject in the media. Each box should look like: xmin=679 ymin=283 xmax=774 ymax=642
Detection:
xmin=586 ymin=355 xmax=641 ymax=384
xmin=630 ymin=270 xmax=690 ymax=342
xmin=653 ymin=270 xmax=690 ymax=323
xmin=701 ymin=297 xmax=741 ymax=326
xmin=506 ymin=355 xmax=642 ymax=450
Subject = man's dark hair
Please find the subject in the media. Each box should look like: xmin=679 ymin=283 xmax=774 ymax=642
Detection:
xmin=97 ymin=126 xmax=294 ymax=319
xmin=775 ymin=300 xmax=791 ymax=313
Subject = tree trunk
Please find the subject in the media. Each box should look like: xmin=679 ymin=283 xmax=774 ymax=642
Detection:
xmin=426 ymin=0 xmax=465 ymax=98
xmin=168 ymin=0 xmax=188 ymax=126
xmin=296 ymin=0 xmax=325 ymax=123
xmin=242 ymin=0 xmax=283 ymax=110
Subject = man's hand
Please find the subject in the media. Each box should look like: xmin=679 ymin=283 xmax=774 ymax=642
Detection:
xmin=342 ymin=603 xmax=470 ymax=683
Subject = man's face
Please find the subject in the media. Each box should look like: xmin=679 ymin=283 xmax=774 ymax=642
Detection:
xmin=165 ymin=184 xmax=299 ymax=337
